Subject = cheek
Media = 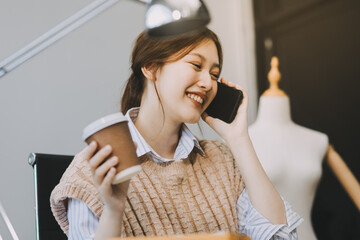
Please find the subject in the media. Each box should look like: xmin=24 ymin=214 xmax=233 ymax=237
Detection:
xmin=204 ymin=82 xmax=218 ymax=108
xmin=209 ymin=82 xmax=218 ymax=100
xmin=159 ymin=65 xmax=192 ymax=88
xmin=156 ymin=79 xmax=183 ymax=104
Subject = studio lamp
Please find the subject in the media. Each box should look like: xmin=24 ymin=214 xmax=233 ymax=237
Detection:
xmin=0 ymin=0 xmax=210 ymax=79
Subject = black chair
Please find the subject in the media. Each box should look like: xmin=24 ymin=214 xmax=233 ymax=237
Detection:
xmin=28 ymin=153 xmax=74 ymax=240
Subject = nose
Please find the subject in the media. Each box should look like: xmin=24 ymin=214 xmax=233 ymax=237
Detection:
xmin=198 ymin=72 xmax=213 ymax=91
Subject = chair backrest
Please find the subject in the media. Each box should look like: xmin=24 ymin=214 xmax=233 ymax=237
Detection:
xmin=28 ymin=153 xmax=74 ymax=240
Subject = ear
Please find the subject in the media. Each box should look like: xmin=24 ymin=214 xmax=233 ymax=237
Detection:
xmin=141 ymin=65 xmax=156 ymax=81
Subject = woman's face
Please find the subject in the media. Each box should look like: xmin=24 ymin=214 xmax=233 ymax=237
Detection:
xmin=154 ymin=39 xmax=220 ymax=124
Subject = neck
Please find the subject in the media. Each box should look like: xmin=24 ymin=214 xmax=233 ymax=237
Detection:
xmin=254 ymin=96 xmax=293 ymax=126
xmin=134 ymin=107 xmax=181 ymax=159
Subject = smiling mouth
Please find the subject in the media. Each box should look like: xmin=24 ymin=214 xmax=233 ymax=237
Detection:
xmin=186 ymin=93 xmax=204 ymax=105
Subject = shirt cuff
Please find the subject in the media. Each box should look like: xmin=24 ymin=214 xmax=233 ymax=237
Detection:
xmin=67 ymin=198 xmax=99 ymax=240
xmin=237 ymin=188 xmax=303 ymax=240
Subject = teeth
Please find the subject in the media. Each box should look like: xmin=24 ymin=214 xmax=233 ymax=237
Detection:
xmin=187 ymin=93 xmax=203 ymax=104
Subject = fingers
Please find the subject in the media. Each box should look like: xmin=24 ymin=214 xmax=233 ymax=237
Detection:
xmin=99 ymin=167 xmax=117 ymax=198
xmin=101 ymin=167 xmax=117 ymax=189
xmin=88 ymin=145 xmax=111 ymax=170
xmin=201 ymin=112 xmax=211 ymax=125
xmin=201 ymin=112 xmax=222 ymax=131
xmin=221 ymin=77 xmax=240 ymax=89
xmin=221 ymin=77 xmax=248 ymax=103
xmin=221 ymin=78 xmax=236 ymax=88
xmin=221 ymin=78 xmax=246 ymax=93
xmin=93 ymin=156 xmax=118 ymax=185
xmin=77 ymin=141 xmax=98 ymax=162
xmin=87 ymin=144 xmax=119 ymax=186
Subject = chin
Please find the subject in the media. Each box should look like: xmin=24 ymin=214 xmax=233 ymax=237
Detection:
xmin=185 ymin=114 xmax=201 ymax=124
xmin=178 ymin=106 xmax=202 ymax=123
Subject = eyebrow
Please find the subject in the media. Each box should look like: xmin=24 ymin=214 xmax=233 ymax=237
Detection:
xmin=188 ymin=53 xmax=220 ymax=69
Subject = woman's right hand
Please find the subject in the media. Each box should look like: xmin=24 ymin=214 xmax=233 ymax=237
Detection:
xmin=80 ymin=141 xmax=130 ymax=213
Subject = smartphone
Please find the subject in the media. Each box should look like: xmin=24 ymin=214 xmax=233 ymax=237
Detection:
xmin=205 ymin=81 xmax=243 ymax=123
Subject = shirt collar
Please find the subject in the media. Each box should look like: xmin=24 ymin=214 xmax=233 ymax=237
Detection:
xmin=125 ymin=107 xmax=205 ymax=163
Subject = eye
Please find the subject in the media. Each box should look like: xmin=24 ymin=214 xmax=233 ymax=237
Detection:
xmin=210 ymin=70 xmax=220 ymax=81
xmin=211 ymin=73 xmax=219 ymax=80
xmin=190 ymin=62 xmax=202 ymax=71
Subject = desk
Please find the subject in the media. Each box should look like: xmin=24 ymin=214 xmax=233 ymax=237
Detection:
xmin=108 ymin=233 xmax=250 ymax=240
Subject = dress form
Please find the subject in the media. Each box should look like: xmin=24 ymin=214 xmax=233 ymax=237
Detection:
xmin=249 ymin=57 xmax=328 ymax=240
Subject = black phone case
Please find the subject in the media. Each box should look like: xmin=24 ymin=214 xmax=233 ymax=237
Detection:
xmin=205 ymin=82 xmax=243 ymax=123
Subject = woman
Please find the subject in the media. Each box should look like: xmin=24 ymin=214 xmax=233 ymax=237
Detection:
xmin=51 ymin=28 xmax=302 ymax=240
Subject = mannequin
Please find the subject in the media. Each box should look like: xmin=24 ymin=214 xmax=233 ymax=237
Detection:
xmin=249 ymin=57 xmax=360 ymax=240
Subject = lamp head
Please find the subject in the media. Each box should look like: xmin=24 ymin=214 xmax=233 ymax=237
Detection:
xmin=145 ymin=0 xmax=210 ymax=38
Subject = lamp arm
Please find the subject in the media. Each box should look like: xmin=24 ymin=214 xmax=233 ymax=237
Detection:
xmin=0 ymin=202 xmax=19 ymax=240
xmin=0 ymin=0 xmax=148 ymax=79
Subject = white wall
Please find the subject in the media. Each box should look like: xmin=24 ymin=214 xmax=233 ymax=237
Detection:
xmin=0 ymin=0 xmax=257 ymax=238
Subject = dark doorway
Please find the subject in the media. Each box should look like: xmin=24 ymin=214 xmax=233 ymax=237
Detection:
xmin=253 ymin=0 xmax=360 ymax=239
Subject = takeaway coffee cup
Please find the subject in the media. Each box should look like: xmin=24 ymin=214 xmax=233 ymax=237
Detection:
xmin=82 ymin=112 xmax=141 ymax=184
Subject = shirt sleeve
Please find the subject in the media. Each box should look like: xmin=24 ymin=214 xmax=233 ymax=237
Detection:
xmin=67 ymin=198 xmax=99 ymax=240
xmin=237 ymin=188 xmax=303 ymax=240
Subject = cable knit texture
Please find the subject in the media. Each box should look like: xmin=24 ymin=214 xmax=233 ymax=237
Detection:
xmin=50 ymin=140 xmax=245 ymax=237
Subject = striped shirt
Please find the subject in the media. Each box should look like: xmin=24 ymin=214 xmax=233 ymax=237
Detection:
xmin=67 ymin=108 xmax=303 ymax=240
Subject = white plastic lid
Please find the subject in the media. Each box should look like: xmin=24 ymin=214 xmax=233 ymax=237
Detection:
xmin=82 ymin=112 xmax=128 ymax=141
xmin=112 ymin=165 xmax=142 ymax=184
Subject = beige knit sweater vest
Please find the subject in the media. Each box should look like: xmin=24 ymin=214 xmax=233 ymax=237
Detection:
xmin=50 ymin=140 xmax=245 ymax=237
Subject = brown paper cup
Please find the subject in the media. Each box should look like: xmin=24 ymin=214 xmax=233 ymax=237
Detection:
xmin=82 ymin=113 xmax=141 ymax=184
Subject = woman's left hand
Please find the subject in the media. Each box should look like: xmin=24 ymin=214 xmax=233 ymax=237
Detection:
xmin=202 ymin=78 xmax=249 ymax=142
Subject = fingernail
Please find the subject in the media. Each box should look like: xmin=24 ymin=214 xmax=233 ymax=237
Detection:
xmin=111 ymin=156 xmax=118 ymax=163
xmin=90 ymin=141 xmax=96 ymax=147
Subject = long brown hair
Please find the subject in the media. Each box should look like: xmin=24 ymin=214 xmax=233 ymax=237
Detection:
xmin=121 ymin=28 xmax=223 ymax=114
